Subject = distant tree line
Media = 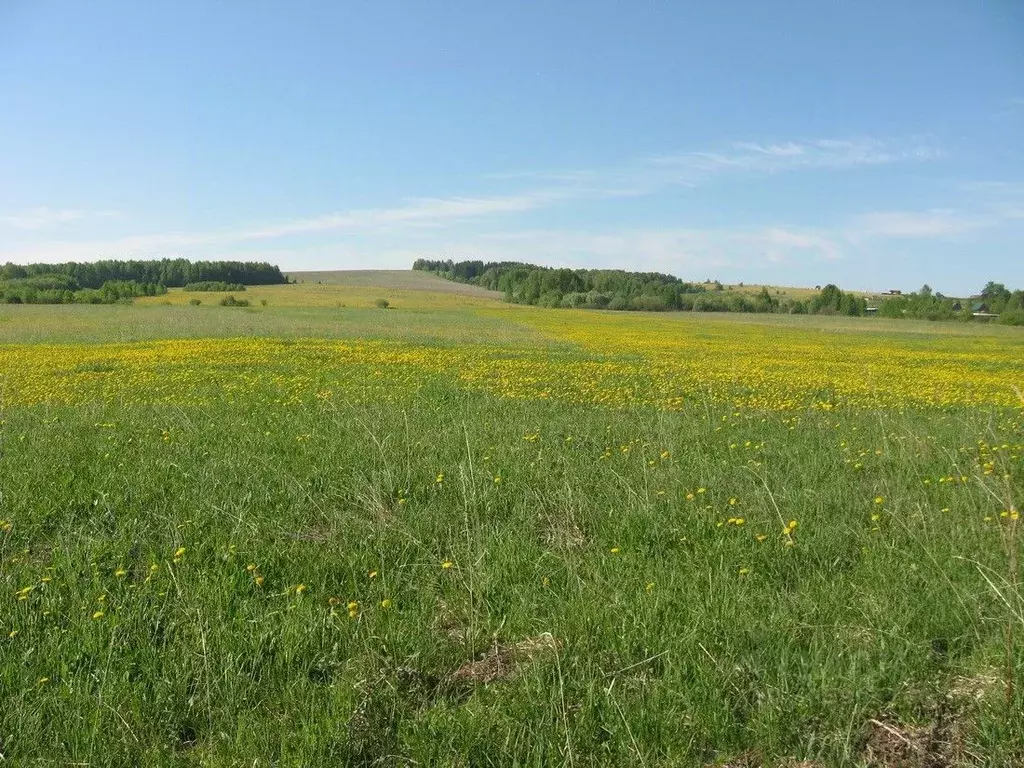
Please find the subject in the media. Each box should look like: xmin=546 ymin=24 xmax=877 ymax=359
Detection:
xmin=0 ymin=258 xmax=286 ymax=305
xmin=0 ymin=258 xmax=286 ymax=289
xmin=184 ymin=281 xmax=247 ymax=292
xmin=878 ymin=282 xmax=1024 ymax=325
xmin=412 ymin=258 xmax=868 ymax=315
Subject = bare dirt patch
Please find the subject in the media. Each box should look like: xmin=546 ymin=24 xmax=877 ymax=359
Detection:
xmin=447 ymin=633 xmax=560 ymax=687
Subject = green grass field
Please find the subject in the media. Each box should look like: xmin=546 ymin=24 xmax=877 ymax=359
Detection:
xmin=1 ymin=272 xmax=1022 ymax=766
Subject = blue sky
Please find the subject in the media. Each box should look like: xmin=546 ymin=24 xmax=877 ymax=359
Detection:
xmin=1 ymin=1 xmax=1022 ymax=293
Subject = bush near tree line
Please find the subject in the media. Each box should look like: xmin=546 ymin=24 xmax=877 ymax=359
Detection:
xmin=0 ymin=275 xmax=166 ymax=305
xmin=184 ymin=281 xmax=247 ymax=292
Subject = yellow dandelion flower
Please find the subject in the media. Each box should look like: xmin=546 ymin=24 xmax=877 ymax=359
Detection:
xmin=92 ymin=611 xmax=105 ymax=620
xmin=441 ymin=560 xmax=453 ymax=569
xmin=380 ymin=599 xmax=392 ymax=609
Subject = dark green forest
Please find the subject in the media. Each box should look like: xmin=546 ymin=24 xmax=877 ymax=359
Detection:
xmin=0 ymin=259 xmax=285 ymax=304
xmin=412 ymin=258 xmax=867 ymax=316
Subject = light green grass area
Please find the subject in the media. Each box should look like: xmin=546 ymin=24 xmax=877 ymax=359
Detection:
xmin=0 ymin=302 xmax=552 ymax=347
xmin=1 ymin=271 xmax=1022 ymax=766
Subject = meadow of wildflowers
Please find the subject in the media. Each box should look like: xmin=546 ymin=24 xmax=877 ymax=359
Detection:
xmin=1 ymin=288 xmax=1022 ymax=765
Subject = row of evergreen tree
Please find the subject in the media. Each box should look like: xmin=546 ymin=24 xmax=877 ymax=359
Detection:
xmin=412 ymin=259 xmax=867 ymax=316
xmin=0 ymin=258 xmax=287 ymax=305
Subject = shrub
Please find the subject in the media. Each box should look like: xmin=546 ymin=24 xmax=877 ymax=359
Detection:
xmin=606 ymin=294 xmax=630 ymax=311
xmin=189 ymin=298 xmax=202 ymax=306
xmin=997 ymin=309 xmax=1024 ymax=326
xmin=374 ymin=298 xmax=390 ymax=309
xmin=219 ymin=295 xmax=250 ymax=307
xmin=632 ymin=294 xmax=669 ymax=312
xmin=184 ymin=281 xmax=246 ymax=292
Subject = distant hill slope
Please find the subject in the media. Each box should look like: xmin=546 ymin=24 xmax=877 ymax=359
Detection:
xmin=286 ymin=269 xmax=504 ymax=299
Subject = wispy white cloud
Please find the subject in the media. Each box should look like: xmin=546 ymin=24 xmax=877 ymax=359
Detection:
xmin=847 ymin=184 xmax=1024 ymax=240
xmin=0 ymin=191 xmax=566 ymax=261
xmin=642 ymin=136 xmax=939 ymax=178
xmin=486 ymin=136 xmax=938 ymax=195
xmin=0 ymin=135 xmax=944 ymax=266
xmin=847 ymin=209 xmax=984 ymax=239
xmin=232 ymin=191 xmax=567 ymax=241
xmin=452 ymin=225 xmax=843 ymax=272
xmin=0 ymin=206 xmax=121 ymax=230
xmin=733 ymin=142 xmax=806 ymax=157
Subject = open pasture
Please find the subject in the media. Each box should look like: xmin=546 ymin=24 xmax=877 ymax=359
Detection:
xmin=134 ymin=269 xmax=504 ymax=312
xmin=1 ymin=273 xmax=1022 ymax=766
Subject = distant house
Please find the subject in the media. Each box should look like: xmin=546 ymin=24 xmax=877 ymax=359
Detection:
xmin=887 ymin=289 xmax=902 ymax=296
xmin=970 ymin=300 xmax=999 ymax=320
